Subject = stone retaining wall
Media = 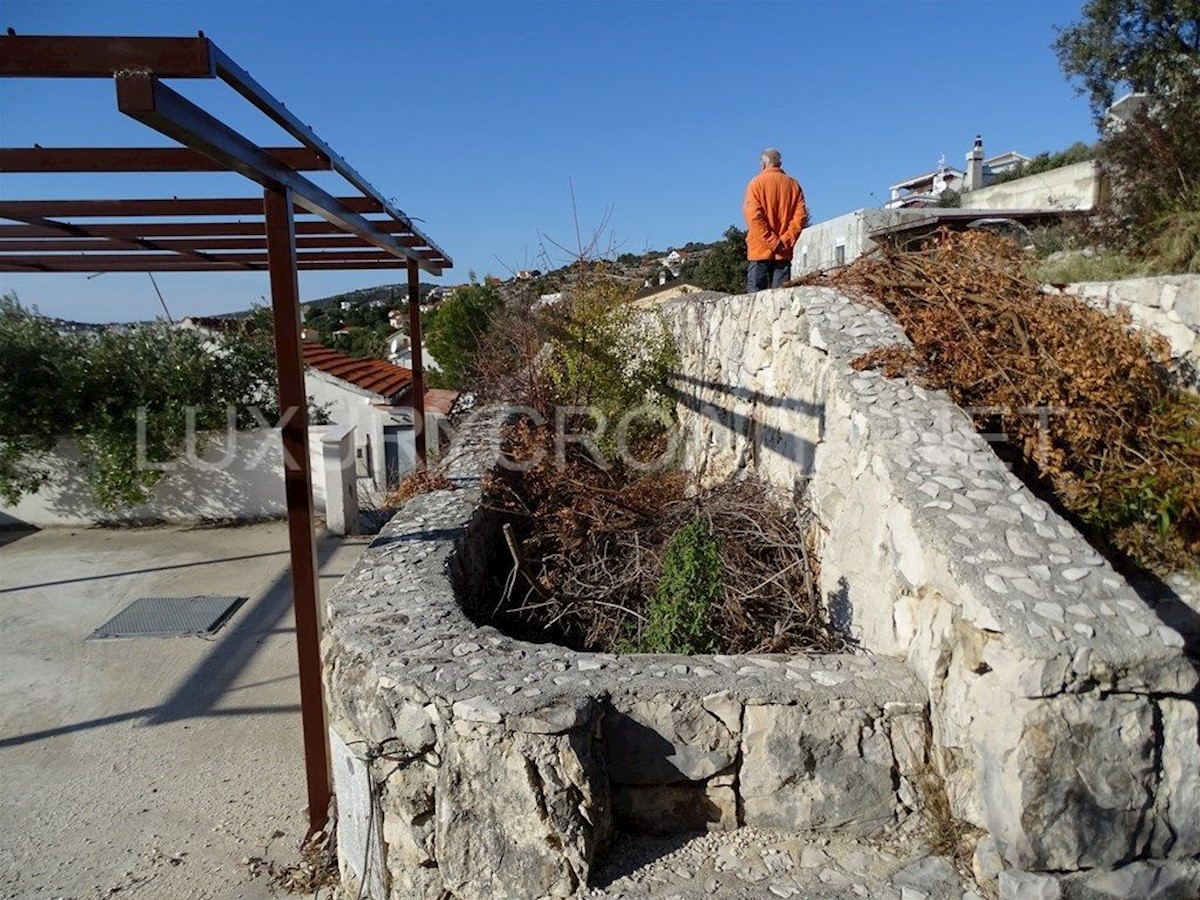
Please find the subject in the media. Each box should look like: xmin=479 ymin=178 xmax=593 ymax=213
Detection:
xmin=323 ymin=286 xmax=1200 ymax=898
xmin=1051 ymin=275 xmax=1200 ymax=386
xmin=654 ymin=287 xmax=1199 ymax=879
xmin=322 ymin=412 xmax=932 ymax=899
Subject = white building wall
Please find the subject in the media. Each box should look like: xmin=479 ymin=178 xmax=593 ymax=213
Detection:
xmin=304 ymin=371 xmax=416 ymax=499
xmin=961 ymin=161 xmax=1102 ymax=211
xmin=791 ymin=209 xmax=924 ymax=278
xmin=0 ymin=428 xmax=330 ymax=528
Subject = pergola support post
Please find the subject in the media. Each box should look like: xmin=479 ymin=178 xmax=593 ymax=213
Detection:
xmin=263 ymin=185 xmax=331 ymax=834
xmin=408 ymin=259 xmax=427 ymax=469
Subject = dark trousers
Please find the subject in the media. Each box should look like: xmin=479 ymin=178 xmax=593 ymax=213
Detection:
xmin=746 ymin=259 xmax=791 ymax=293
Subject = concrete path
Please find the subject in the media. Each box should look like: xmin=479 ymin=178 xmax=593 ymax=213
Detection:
xmin=0 ymin=523 xmax=367 ymax=900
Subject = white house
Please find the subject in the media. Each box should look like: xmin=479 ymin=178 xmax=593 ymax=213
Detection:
xmin=887 ymin=157 xmax=965 ymax=208
xmin=1104 ymin=92 xmax=1150 ymax=132
xmin=302 ymin=344 xmax=457 ymax=494
xmin=659 ymin=250 xmax=688 ymax=278
xmin=888 ymin=137 xmax=1031 ymax=208
xmin=385 ymin=329 xmax=410 ymax=365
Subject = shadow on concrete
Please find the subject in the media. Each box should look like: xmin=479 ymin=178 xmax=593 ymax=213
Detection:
xmin=0 ymin=527 xmax=38 ymax=550
xmin=0 ymin=550 xmax=289 ymax=595
xmin=0 ymin=539 xmax=343 ymax=748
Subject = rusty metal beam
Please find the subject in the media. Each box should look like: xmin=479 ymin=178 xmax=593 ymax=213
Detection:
xmin=262 ymin=185 xmax=330 ymax=836
xmin=0 ymin=197 xmax=385 ymax=218
xmin=0 ymin=212 xmax=260 ymax=270
xmin=0 ymin=250 xmax=442 ymax=267
xmin=407 ymin=259 xmax=428 ymax=468
xmin=0 ymin=35 xmax=215 ymax=78
xmin=0 ymin=146 xmax=331 ymax=173
xmin=0 ymin=258 xmax=419 ymax=273
xmin=210 ymin=44 xmax=452 ymax=270
xmin=0 ymin=234 xmax=417 ymax=252
xmin=0 ymin=221 xmax=421 ymax=239
xmin=114 ymin=72 xmax=443 ymax=273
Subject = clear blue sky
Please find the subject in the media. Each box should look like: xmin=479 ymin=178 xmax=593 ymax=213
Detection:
xmin=0 ymin=0 xmax=1097 ymax=322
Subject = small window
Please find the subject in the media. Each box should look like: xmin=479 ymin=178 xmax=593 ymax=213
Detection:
xmin=834 ymin=242 xmax=846 ymax=267
xmin=801 ymin=246 xmax=809 ymax=269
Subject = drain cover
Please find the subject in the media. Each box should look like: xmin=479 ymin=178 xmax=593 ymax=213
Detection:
xmin=88 ymin=595 xmax=247 ymax=639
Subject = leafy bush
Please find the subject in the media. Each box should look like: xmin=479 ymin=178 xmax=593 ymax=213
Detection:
xmin=1096 ymin=81 xmax=1200 ymax=263
xmin=537 ymin=273 xmax=678 ymax=452
xmin=0 ymin=296 xmax=281 ymax=508
xmin=985 ymin=142 xmax=1096 ymax=187
xmin=624 ymin=515 xmax=723 ymax=654
xmin=1148 ymin=192 xmax=1200 ymax=275
xmin=422 ymin=283 xmax=502 ymax=389
xmin=693 ymin=226 xmax=748 ymax=294
xmin=0 ymin=295 xmax=84 ymax=503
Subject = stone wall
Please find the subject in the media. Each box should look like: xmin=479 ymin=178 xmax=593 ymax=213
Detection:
xmin=322 ymin=412 xmax=932 ymax=899
xmin=1050 ymin=275 xmax=1200 ymax=386
xmin=322 ymin=286 xmax=1200 ymax=898
xmin=654 ymin=287 xmax=1199 ymax=877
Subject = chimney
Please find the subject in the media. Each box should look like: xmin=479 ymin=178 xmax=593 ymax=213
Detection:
xmin=965 ymin=135 xmax=984 ymax=191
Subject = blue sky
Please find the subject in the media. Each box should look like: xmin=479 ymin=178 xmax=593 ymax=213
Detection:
xmin=0 ymin=0 xmax=1097 ymax=322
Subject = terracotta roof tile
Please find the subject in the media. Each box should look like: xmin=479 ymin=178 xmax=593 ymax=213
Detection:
xmin=302 ymin=343 xmax=413 ymax=401
xmin=423 ymin=389 xmax=461 ymax=416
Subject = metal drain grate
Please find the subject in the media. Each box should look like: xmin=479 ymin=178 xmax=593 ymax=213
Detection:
xmin=88 ymin=595 xmax=247 ymax=639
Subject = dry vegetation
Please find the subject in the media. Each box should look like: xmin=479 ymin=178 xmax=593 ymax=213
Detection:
xmin=484 ymin=419 xmax=843 ymax=655
xmin=458 ymin=266 xmax=843 ymax=656
xmin=803 ymin=229 xmax=1200 ymax=574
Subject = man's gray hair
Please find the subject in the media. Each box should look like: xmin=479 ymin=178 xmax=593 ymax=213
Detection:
xmin=761 ymin=148 xmax=782 ymax=167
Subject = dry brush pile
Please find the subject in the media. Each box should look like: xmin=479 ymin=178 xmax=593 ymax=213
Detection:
xmin=483 ymin=419 xmax=843 ymax=655
xmin=460 ymin=269 xmax=843 ymax=656
xmin=809 ymin=229 xmax=1200 ymax=573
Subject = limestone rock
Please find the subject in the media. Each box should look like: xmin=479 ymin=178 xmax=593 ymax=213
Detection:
xmin=740 ymin=703 xmax=896 ymax=835
xmin=995 ymin=693 xmax=1157 ymax=870
xmin=999 ymin=870 xmax=1061 ymax=900
xmin=1060 ymin=858 xmax=1200 ymax=899
xmin=604 ymin=694 xmax=738 ymax=784
xmin=1153 ymin=697 xmax=1200 ymax=858
xmin=436 ymin=723 xmax=609 ymax=899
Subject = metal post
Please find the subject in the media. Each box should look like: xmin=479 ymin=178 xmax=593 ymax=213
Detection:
xmin=408 ymin=259 xmax=427 ymax=468
xmin=263 ymin=185 xmax=331 ymax=834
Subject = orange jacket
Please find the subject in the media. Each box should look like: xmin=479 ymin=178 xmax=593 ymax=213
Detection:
xmin=743 ymin=166 xmax=807 ymax=261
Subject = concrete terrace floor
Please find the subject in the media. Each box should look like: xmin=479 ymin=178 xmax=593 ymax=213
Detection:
xmin=0 ymin=522 xmax=368 ymax=900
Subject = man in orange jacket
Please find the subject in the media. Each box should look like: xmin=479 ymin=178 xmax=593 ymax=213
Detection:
xmin=743 ymin=148 xmax=807 ymax=293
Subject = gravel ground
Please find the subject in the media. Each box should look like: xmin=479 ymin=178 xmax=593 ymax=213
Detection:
xmin=582 ymin=826 xmax=981 ymax=900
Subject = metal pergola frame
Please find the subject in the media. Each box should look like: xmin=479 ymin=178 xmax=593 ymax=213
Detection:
xmin=0 ymin=33 xmax=453 ymax=833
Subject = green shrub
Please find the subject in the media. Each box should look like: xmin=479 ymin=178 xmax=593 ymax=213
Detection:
xmin=0 ymin=296 xmax=283 ymax=509
xmin=624 ymin=515 xmax=723 ymax=654
xmin=423 ymin=283 xmax=503 ymax=389
xmin=539 ymin=274 xmax=679 ymax=453
xmin=1149 ymin=194 xmax=1200 ymax=275
xmin=693 ymin=226 xmax=748 ymax=294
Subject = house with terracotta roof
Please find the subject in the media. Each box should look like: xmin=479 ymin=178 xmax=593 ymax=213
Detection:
xmin=302 ymin=344 xmax=458 ymax=491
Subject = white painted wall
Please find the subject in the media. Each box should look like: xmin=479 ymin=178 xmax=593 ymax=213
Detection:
xmin=961 ymin=161 xmax=1101 ymax=211
xmin=791 ymin=208 xmax=923 ymax=277
xmin=0 ymin=428 xmax=331 ymax=528
xmin=304 ymin=370 xmax=415 ymax=498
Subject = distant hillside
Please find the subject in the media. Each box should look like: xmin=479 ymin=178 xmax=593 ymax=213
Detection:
xmin=304 ymin=281 xmax=439 ymax=311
